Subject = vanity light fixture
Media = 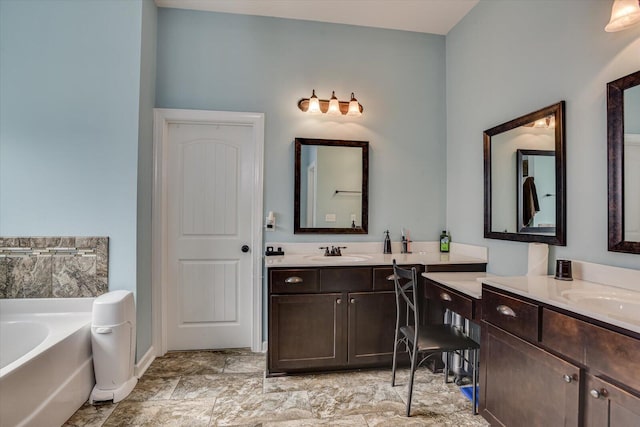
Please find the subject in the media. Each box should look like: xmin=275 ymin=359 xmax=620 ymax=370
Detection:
xmin=605 ymin=0 xmax=640 ymax=32
xmin=298 ymin=90 xmax=364 ymax=116
xmin=526 ymin=115 xmax=556 ymax=129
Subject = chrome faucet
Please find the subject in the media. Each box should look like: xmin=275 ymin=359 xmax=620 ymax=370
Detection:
xmin=319 ymin=246 xmax=347 ymax=256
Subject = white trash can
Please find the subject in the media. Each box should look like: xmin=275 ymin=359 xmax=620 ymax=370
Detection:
xmin=89 ymin=290 xmax=137 ymax=404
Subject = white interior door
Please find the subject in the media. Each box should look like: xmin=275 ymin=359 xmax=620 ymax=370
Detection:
xmin=166 ymin=122 xmax=254 ymax=350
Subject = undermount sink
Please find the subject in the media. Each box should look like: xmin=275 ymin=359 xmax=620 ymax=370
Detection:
xmin=303 ymin=254 xmax=372 ymax=263
xmin=560 ymin=289 xmax=640 ymax=322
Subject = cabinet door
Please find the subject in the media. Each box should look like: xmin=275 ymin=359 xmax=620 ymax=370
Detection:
xmin=480 ymin=323 xmax=581 ymax=427
xmin=347 ymin=291 xmax=397 ymax=366
xmin=584 ymin=374 xmax=640 ymax=426
xmin=269 ymin=293 xmax=346 ymax=372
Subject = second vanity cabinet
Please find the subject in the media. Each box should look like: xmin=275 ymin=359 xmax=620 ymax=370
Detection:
xmin=480 ymin=285 xmax=640 ymax=426
xmin=268 ymin=265 xmax=419 ymax=374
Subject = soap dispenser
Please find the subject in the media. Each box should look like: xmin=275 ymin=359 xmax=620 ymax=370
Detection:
xmin=383 ymin=230 xmax=392 ymax=254
xmin=440 ymin=230 xmax=451 ymax=253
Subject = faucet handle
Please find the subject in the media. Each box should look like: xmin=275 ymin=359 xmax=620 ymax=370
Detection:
xmin=336 ymin=246 xmax=347 ymax=256
xmin=319 ymin=246 xmax=330 ymax=256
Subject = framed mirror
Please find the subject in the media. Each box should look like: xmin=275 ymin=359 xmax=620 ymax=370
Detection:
xmin=484 ymin=101 xmax=566 ymax=245
xmin=294 ymin=138 xmax=368 ymax=234
xmin=607 ymin=70 xmax=640 ymax=254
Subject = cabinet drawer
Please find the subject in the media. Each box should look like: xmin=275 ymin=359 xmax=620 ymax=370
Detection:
xmin=270 ymin=269 xmax=319 ymax=294
xmin=425 ymin=280 xmax=473 ymax=320
xmin=373 ymin=265 xmax=419 ymax=291
xmin=320 ymin=267 xmax=372 ymax=292
xmin=541 ymin=308 xmax=640 ymax=393
xmin=482 ymin=288 xmax=539 ymax=342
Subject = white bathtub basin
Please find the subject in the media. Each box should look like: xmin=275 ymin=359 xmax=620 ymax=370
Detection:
xmin=560 ymin=289 xmax=640 ymax=322
xmin=303 ymin=254 xmax=372 ymax=263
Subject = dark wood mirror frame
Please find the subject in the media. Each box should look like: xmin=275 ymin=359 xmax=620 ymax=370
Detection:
xmin=294 ymin=138 xmax=369 ymax=234
xmin=483 ymin=101 xmax=566 ymax=245
xmin=607 ymin=70 xmax=640 ymax=254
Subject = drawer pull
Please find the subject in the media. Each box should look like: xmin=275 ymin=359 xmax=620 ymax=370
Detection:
xmin=284 ymin=276 xmax=303 ymax=284
xmin=563 ymin=374 xmax=573 ymax=383
xmin=496 ymin=305 xmax=517 ymax=317
xmin=336 ymin=298 xmax=342 ymax=305
xmin=590 ymin=389 xmax=601 ymax=399
xmin=350 ymin=298 xmax=356 ymax=304
xmin=440 ymin=292 xmax=452 ymax=301
xmin=387 ymin=274 xmax=398 ymax=281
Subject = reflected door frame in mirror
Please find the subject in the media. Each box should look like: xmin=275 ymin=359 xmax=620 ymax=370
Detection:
xmin=483 ymin=101 xmax=566 ymax=245
xmin=294 ymin=138 xmax=369 ymax=234
xmin=607 ymin=70 xmax=640 ymax=254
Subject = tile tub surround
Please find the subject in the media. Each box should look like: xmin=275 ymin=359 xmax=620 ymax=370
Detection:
xmin=0 ymin=237 xmax=108 ymax=298
xmin=65 ymin=350 xmax=488 ymax=426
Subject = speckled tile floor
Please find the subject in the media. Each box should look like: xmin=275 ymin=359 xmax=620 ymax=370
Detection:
xmin=64 ymin=350 xmax=489 ymax=426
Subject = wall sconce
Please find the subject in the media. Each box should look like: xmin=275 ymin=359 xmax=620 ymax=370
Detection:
xmin=298 ymin=90 xmax=363 ymax=116
xmin=605 ymin=0 xmax=640 ymax=32
xmin=525 ymin=115 xmax=556 ymax=129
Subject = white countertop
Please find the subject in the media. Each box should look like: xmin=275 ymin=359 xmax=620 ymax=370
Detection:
xmin=422 ymin=272 xmax=494 ymax=299
xmin=482 ymin=275 xmax=640 ymax=335
xmin=264 ymin=252 xmax=487 ymax=268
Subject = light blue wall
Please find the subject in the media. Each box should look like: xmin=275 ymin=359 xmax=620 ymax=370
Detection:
xmin=136 ymin=0 xmax=158 ymax=361
xmin=0 ymin=0 xmax=156 ymax=360
xmin=446 ymin=0 xmax=640 ymax=275
xmin=156 ymin=9 xmax=448 ymax=244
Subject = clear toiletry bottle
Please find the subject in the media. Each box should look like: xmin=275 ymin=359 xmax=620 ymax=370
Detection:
xmin=440 ymin=230 xmax=450 ymax=253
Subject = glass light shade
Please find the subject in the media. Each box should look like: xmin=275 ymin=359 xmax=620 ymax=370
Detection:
xmin=548 ymin=116 xmax=556 ymax=129
xmin=327 ymin=91 xmax=341 ymax=115
xmin=308 ymin=90 xmax=321 ymax=114
xmin=346 ymin=93 xmax=362 ymax=117
xmin=605 ymin=0 xmax=640 ymax=32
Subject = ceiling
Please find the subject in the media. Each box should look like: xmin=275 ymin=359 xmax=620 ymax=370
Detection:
xmin=154 ymin=0 xmax=480 ymax=35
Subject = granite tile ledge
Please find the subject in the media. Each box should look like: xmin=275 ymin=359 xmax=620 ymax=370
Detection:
xmin=0 ymin=236 xmax=109 ymax=299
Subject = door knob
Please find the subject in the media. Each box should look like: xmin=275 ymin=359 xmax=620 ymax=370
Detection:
xmin=241 ymin=245 xmax=250 ymax=253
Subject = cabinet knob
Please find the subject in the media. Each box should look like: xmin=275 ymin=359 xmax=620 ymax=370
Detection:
xmin=563 ymin=374 xmax=573 ymax=383
xmin=496 ymin=304 xmax=517 ymax=317
xmin=336 ymin=298 xmax=342 ymax=304
xmin=590 ymin=389 xmax=601 ymax=399
xmin=284 ymin=276 xmax=303 ymax=284
xmin=440 ymin=292 xmax=452 ymax=301
xmin=350 ymin=298 xmax=356 ymax=304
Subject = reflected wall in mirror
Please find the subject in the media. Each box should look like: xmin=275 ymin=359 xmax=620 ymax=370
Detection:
xmin=607 ymin=70 xmax=640 ymax=254
xmin=294 ymin=138 xmax=368 ymax=234
xmin=484 ymin=101 xmax=566 ymax=245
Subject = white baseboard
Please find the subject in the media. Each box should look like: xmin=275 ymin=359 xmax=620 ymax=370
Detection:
xmin=134 ymin=345 xmax=156 ymax=378
xmin=262 ymin=341 xmax=268 ymax=353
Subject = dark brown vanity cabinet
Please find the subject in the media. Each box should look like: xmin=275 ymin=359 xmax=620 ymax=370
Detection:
xmin=268 ymin=265 xmax=418 ymax=374
xmin=480 ymin=285 xmax=640 ymax=427
xmin=584 ymin=374 xmax=640 ymax=427
xmin=481 ymin=322 xmax=581 ymax=426
xmin=270 ymin=293 xmax=346 ymax=371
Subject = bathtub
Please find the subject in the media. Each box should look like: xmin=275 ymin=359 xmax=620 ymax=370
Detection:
xmin=0 ymin=298 xmax=95 ymax=427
